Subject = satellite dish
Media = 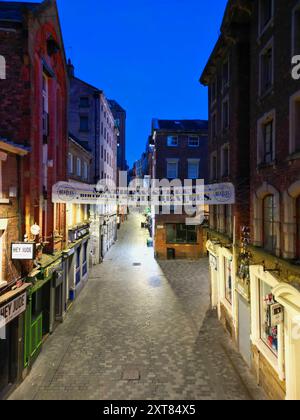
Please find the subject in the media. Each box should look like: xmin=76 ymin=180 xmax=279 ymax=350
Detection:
xmin=31 ymin=224 xmax=41 ymax=236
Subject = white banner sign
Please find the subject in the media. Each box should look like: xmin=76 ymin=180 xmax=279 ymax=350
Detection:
xmin=11 ymin=243 xmax=35 ymax=260
xmin=52 ymin=181 xmax=235 ymax=206
xmin=0 ymin=292 xmax=27 ymax=328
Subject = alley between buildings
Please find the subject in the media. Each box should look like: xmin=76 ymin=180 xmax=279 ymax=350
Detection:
xmin=9 ymin=214 xmax=265 ymax=400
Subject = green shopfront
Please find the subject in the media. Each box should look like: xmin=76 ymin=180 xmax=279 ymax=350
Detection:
xmin=24 ymin=256 xmax=64 ymax=369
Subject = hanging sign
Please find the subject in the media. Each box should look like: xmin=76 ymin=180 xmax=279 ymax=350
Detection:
xmin=11 ymin=242 xmax=35 ymax=260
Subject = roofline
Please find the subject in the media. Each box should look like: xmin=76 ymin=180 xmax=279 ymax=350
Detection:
xmin=68 ymin=135 xmax=92 ymax=157
xmin=71 ymin=76 xmax=103 ymax=94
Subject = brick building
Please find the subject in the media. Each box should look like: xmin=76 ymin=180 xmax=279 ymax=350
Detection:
xmin=0 ymin=0 xmax=68 ymax=397
xmin=150 ymin=119 xmax=209 ymax=259
xmin=201 ymin=0 xmax=300 ymax=400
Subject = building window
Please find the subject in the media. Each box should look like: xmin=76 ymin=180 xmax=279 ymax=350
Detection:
xmin=42 ymin=73 xmax=49 ymax=137
xmin=167 ymin=136 xmax=178 ymax=147
xmin=211 ymin=152 xmax=218 ymax=181
xmin=224 ymin=204 xmax=233 ymax=237
xmin=101 ymin=122 xmax=104 ymax=135
xmin=75 ymin=246 xmax=81 ymax=285
xmin=260 ymin=41 xmax=273 ymax=95
xmin=222 ymin=59 xmax=229 ymax=90
xmin=292 ymin=4 xmax=300 ymax=56
xmin=80 ymin=116 xmax=89 ymax=132
xmin=296 ymin=196 xmax=300 ymax=260
xmin=258 ymin=111 xmax=276 ymax=165
xmin=104 ymin=127 xmax=107 ymax=140
xmin=82 ymin=242 xmax=88 ymax=276
xmin=211 ymin=79 xmax=217 ymax=104
xmin=83 ymin=162 xmax=88 ymax=180
xmin=259 ymin=0 xmax=273 ymax=34
xmin=260 ymin=281 xmax=278 ymax=356
xmin=222 ymin=98 xmax=229 ymax=130
xmin=188 ymin=160 xmax=199 ymax=179
xmin=224 ymin=258 xmax=232 ymax=305
xmin=263 ymin=121 xmax=274 ymax=164
xmin=76 ymin=158 xmax=81 ymax=177
xmin=68 ymin=153 xmax=73 ymax=174
xmin=289 ymin=91 xmax=300 ymax=154
xmin=167 ymin=160 xmax=178 ymax=179
xmin=188 ymin=137 xmax=199 ymax=147
xmin=212 ymin=113 xmax=217 ymax=138
xmin=263 ymin=195 xmax=276 ymax=253
xmin=210 ymin=206 xmax=217 ymax=230
xmin=221 ymin=145 xmax=230 ymax=177
xmin=79 ymin=97 xmax=89 ymax=108
xmin=101 ymin=145 xmax=104 ymax=159
xmin=166 ymin=224 xmax=197 ymax=244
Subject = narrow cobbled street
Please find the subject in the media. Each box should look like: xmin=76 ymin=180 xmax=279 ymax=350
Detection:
xmin=9 ymin=214 xmax=265 ymax=400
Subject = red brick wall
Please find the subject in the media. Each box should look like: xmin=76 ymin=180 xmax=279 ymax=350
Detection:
xmin=249 ymin=0 xmax=300 ymax=254
xmin=1 ymin=153 xmax=22 ymax=284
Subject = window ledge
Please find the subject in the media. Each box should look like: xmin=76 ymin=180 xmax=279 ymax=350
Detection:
xmin=287 ymin=152 xmax=300 ymax=162
xmin=0 ymin=198 xmax=10 ymax=204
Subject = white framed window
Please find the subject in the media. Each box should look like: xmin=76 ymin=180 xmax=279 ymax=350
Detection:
xmin=258 ymin=0 xmax=274 ymax=36
xmin=166 ymin=159 xmax=179 ymax=179
xmin=76 ymin=158 xmax=81 ymax=177
xmin=167 ymin=136 xmax=178 ymax=147
xmin=188 ymin=159 xmax=200 ymax=179
xmin=259 ymin=38 xmax=274 ymax=96
xmin=257 ymin=109 xmax=276 ymax=165
xmin=221 ymin=144 xmax=230 ymax=177
xmin=289 ymin=90 xmax=300 ymax=154
xmin=224 ymin=257 xmax=233 ymax=305
xmin=68 ymin=153 xmax=73 ymax=174
xmin=188 ymin=137 xmax=199 ymax=147
xmin=83 ymin=161 xmax=88 ymax=180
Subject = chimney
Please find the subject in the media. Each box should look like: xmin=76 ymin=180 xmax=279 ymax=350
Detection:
xmin=67 ymin=58 xmax=74 ymax=78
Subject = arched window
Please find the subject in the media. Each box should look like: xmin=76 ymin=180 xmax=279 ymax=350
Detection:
xmin=296 ymin=196 xmax=300 ymax=260
xmin=263 ymin=195 xmax=276 ymax=252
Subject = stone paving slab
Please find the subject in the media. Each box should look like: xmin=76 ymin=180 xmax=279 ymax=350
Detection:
xmin=9 ymin=213 xmax=266 ymax=401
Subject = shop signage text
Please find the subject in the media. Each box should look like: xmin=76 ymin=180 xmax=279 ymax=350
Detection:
xmin=11 ymin=242 xmax=35 ymax=260
xmin=0 ymin=292 xmax=27 ymax=329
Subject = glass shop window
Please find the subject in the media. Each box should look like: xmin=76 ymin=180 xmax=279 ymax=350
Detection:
xmin=260 ymin=281 xmax=278 ymax=356
xmin=224 ymin=258 xmax=232 ymax=305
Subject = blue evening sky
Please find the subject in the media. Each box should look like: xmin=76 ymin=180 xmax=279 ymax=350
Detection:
xmin=9 ymin=0 xmax=228 ymax=166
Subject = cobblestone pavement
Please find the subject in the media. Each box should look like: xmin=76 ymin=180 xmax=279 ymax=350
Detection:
xmin=9 ymin=214 xmax=266 ymax=400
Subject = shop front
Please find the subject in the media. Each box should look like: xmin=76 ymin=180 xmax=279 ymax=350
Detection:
xmin=24 ymin=257 xmax=64 ymax=369
xmin=249 ymin=264 xmax=286 ymax=400
xmin=0 ymin=284 xmax=29 ymax=399
xmin=64 ymin=225 xmax=90 ymax=303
